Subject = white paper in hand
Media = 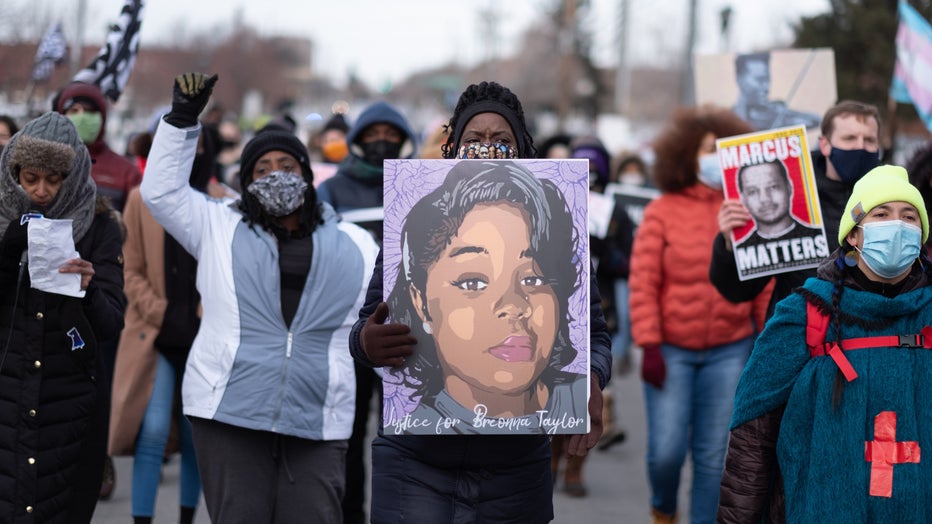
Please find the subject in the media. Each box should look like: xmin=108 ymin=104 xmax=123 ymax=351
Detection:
xmin=27 ymin=218 xmax=85 ymax=298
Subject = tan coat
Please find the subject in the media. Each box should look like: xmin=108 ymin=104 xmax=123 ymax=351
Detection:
xmin=108 ymin=187 xmax=167 ymax=455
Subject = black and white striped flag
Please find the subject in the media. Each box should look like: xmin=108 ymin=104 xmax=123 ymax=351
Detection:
xmin=72 ymin=0 xmax=145 ymax=102
xmin=31 ymin=22 xmax=67 ymax=83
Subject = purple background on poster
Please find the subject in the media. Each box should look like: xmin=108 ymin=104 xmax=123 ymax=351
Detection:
xmin=381 ymin=159 xmax=591 ymax=426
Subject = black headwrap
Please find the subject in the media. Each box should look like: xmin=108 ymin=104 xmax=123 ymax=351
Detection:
xmin=450 ymin=100 xmax=528 ymax=157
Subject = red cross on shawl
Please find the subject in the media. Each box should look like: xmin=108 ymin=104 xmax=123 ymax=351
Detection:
xmin=864 ymin=411 xmax=921 ymax=498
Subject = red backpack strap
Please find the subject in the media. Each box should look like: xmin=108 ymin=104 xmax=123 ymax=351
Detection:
xmin=806 ymin=301 xmax=858 ymax=382
xmin=806 ymin=302 xmax=830 ymax=351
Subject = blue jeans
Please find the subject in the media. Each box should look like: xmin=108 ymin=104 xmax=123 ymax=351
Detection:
xmin=611 ymin=279 xmax=632 ymax=361
xmin=132 ymin=353 xmax=201 ymax=516
xmin=643 ymin=338 xmax=752 ymax=524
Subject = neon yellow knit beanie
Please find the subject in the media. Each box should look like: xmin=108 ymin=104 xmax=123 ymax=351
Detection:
xmin=838 ymin=165 xmax=928 ymax=245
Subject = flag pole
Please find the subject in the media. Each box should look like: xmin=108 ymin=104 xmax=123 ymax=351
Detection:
xmin=71 ymin=0 xmax=88 ymax=78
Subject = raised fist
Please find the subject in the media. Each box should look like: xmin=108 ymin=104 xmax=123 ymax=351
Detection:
xmin=164 ymin=73 xmax=218 ymax=128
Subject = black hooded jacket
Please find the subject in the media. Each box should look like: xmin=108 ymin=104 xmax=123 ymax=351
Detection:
xmin=316 ymin=101 xmax=416 ymax=243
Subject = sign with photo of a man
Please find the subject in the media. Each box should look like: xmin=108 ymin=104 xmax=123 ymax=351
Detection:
xmin=695 ymin=48 xmax=837 ymax=136
xmin=718 ymin=125 xmax=830 ymax=280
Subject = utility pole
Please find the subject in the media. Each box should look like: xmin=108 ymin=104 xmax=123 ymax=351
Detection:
xmin=71 ymin=0 xmax=87 ymax=77
xmin=478 ymin=0 xmax=500 ymax=79
xmin=680 ymin=0 xmax=698 ymax=106
xmin=719 ymin=6 xmax=733 ymax=53
xmin=614 ymin=0 xmax=631 ymax=114
xmin=556 ymin=0 xmax=578 ymax=130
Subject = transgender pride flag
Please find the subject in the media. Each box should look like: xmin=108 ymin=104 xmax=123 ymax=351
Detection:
xmin=891 ymin=0 xmax=932 ymax=132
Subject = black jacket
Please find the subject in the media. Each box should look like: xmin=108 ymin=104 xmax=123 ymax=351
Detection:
xmin=709 ymin=152 xmax=854 ymax=318
xmin=349 ymin=248 xmax=612 ymax=521
xmin=0 ymin=205 xmax=125 ymax=523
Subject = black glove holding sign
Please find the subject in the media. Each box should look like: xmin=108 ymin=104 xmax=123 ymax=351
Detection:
xmin=163 ymin=72 xmax=218 ymax=128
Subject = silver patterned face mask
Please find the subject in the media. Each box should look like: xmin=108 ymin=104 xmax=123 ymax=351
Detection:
xmin=246 ymin=170 xmax=308 ymax=217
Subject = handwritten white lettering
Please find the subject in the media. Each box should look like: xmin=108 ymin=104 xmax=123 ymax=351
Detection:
xmin=389 ymin=414 xmax=432 ymax=435
xmin=471 ymin=404 xmax=533 ymax=431
xmin=435 ymin=417 xmax=459 ymax=434
xmin=537 ymin=411 xmax=586 ymax=434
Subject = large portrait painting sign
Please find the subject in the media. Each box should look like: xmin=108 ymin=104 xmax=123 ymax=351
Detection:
xmin=382 ymin=159 xmax=590 ymax=435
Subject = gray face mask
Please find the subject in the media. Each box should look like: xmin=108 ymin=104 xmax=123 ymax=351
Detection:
xmin=246 ymin=170 xmax=308 ymax=217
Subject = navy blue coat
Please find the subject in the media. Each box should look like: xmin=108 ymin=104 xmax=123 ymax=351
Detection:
xmin=349 ymin=249 xmax=612 ymax=522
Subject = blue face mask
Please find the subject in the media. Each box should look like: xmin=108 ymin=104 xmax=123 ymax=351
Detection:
xmin=856 ymin=220 xmax=922 ymax=278
xmin=829 ymin=147 xmax=880 ymax=185
xmin=696 ymin=153 xmax=722 ymax=189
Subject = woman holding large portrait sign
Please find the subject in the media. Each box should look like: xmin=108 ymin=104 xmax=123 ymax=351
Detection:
xmin=350 ymin=81 xmax=612 ymax=523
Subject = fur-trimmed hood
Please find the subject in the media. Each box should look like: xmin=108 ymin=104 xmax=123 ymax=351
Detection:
xmin=0 ymin=112 xmax=97 ymax=241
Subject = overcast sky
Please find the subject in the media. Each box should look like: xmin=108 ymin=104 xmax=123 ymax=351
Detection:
xmin=8 ymin=0 xmax=830 ymax=88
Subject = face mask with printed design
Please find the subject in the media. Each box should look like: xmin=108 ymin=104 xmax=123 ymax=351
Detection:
xmin=247 ymin=170 xmax=308 ymax=217
xmin=457 ymin=142 xmax=517 ymax=159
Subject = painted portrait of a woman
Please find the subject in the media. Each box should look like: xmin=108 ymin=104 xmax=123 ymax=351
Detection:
xmin=383 ymin=159 xmax=589 ymax=435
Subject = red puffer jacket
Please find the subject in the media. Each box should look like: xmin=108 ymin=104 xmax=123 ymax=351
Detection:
xmin=630 ymin=182 xmax=772 ymax=349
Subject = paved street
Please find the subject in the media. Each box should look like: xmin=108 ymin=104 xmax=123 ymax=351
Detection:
xmin=92 ymin=353 xmax=692 ymax=523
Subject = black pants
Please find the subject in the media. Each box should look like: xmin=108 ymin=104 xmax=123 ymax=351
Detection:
xmin=191 ymin=417 xmax=347 ymax=524
xmin=343 ymin=362 xmax=380 ymax=524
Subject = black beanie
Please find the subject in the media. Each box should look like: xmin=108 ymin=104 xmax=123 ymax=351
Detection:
xmin=450 ymin=100 xmax=527 ymax=157
xmin=322 ymin=113 xmax=350 ymax=134
xmin=238 ymin=129 xmax=313 ymax=190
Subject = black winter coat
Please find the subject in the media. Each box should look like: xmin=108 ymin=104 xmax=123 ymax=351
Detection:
xmin=0 ymin=206 xmax=125 ymax=523
xmin=349 ymin=249 xmax=613 ymax=522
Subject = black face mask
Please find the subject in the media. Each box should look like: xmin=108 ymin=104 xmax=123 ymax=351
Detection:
xmin=829 ymin=147 xmax=880 ymax=185
xmin=361 ymin=140 xmax=403 ymax=168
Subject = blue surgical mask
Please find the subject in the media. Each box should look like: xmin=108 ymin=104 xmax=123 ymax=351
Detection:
xmin=696 ymin=153 xmax=722 ymax=189
xmin=856 ymin=220 xmax=922 ymax=278
xmin=829 ymin=147 xmax=880 ymax=185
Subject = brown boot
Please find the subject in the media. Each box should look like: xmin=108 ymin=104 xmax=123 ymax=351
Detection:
xmin=600 ymin=389 xmax=615 ymax=435
xmin=650 ymin=508 xmax=676 ymax=524
xmin=562 ymin=453 xmax=587 ymax=497
xmin=597 ymin=390 xmax=626 ymax=450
